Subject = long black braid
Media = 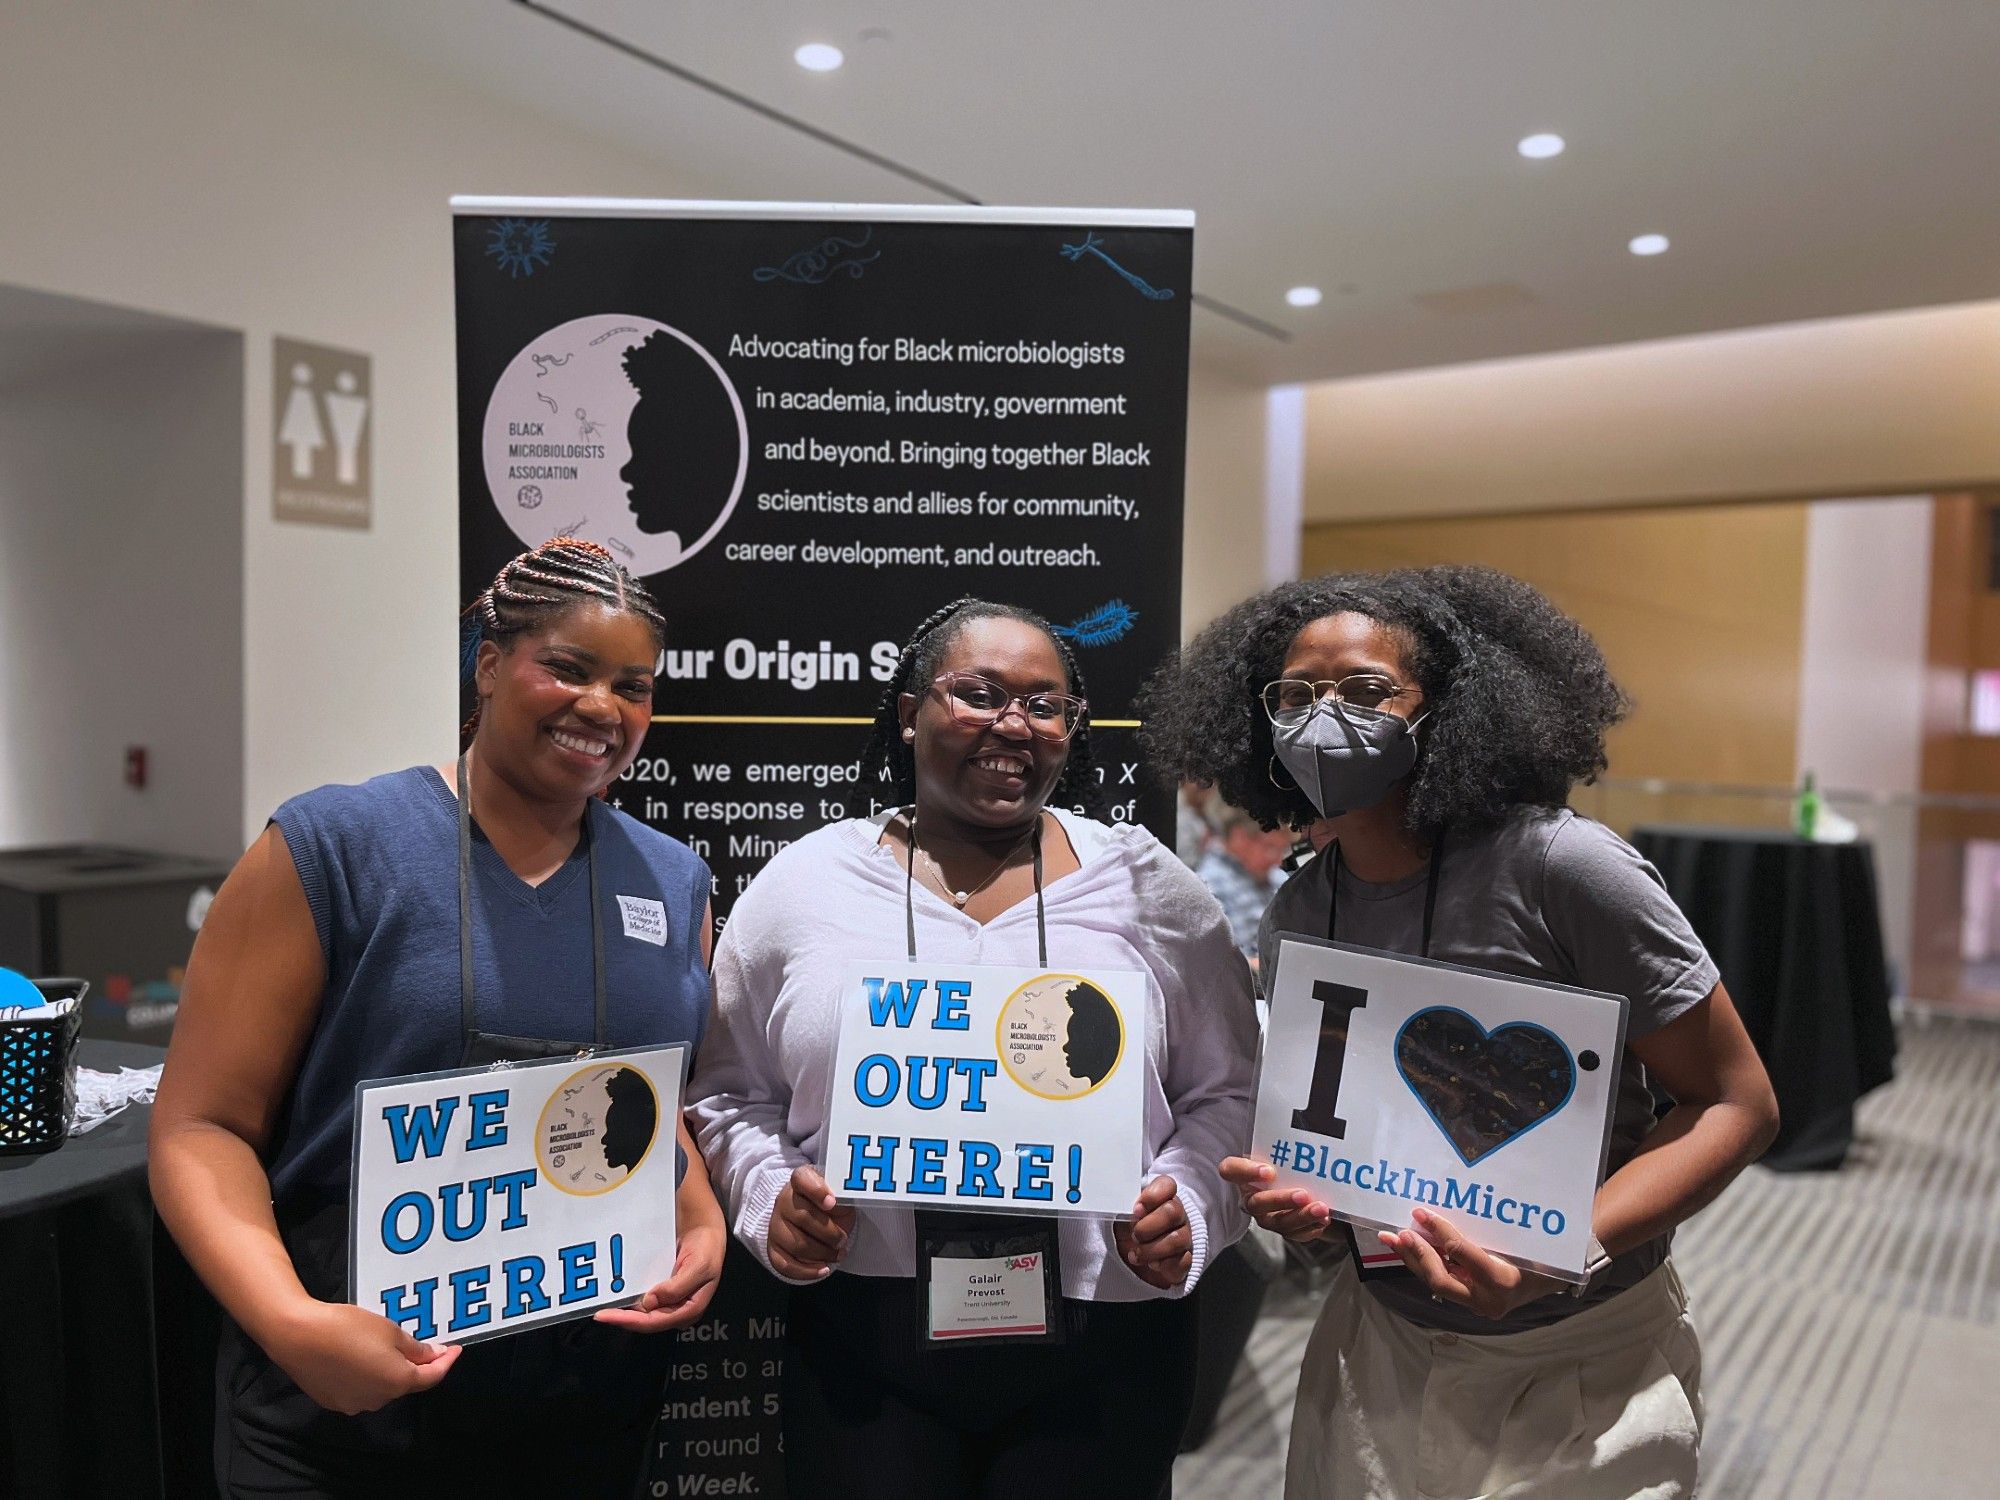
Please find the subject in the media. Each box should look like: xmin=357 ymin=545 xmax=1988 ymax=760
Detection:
xmin=460 ymin=536 xmax=669 ymax=750
xmin=860 ymin=598 xmax=1110 ymax=818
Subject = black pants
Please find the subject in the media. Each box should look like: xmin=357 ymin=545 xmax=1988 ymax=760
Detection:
xmin=215 ymin=1315 xmax=672 ymax=1499
xmin=782 ymin=1274 xmax=1198 ymax=1500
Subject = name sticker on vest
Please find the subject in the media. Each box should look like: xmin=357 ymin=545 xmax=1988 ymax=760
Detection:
xmin=617 ymin=895 xmax=668 ymax=946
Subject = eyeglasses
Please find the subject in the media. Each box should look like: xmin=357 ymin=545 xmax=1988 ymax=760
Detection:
xmin=928 ymin=672 xmax=1087 ymax=741
xmin=1260 ymin=675 xmax=1413 ymax=723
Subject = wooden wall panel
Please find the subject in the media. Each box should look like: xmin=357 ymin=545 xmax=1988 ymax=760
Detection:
xmin=1300 ymin=501 xmax=1810 ymax=788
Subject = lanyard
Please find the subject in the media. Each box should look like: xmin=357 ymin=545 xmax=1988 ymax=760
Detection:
xmin=903 ymin=807 xmax=1049 ymax=967
xmin=1327 ymin=828 xmax=1447 ymax=960
xmin=457 ymin=754 xmax=607 ymax=1048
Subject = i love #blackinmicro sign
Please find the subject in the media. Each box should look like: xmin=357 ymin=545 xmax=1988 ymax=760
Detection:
xmin=1251 ymin=936 xmax=1628 ymax=1283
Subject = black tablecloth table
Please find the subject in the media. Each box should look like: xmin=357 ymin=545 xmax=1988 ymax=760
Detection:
xmin=1632 ymin=826 xmax=1896 ymax=1171
xmin=0 ymin=1041 xmax=176 ymax=1498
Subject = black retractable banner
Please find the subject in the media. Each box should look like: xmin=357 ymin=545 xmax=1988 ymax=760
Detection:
xmin=453 ymin=199 xmax=1192 ymax=1497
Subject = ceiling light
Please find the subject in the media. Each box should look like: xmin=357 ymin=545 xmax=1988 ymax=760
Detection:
xmin=1285 ymin=286 xmax=1323 ymax=308
xmin=1517 ymin=133 xmax=1565 ymax=159
xmin=794 ymin=42 xmax=844 ymax=72
xmin=1628 ymin=233 xmax=1670 ymax=256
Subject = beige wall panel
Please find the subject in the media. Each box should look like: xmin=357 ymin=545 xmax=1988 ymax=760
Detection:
xmin=1303 ymin=300 xmax=2000 ymax=522
xmin=1301 ymin=502 xmax=1809 ymax=787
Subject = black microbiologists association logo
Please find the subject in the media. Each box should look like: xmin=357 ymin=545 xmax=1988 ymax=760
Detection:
xmin=482 ymin=313 xmax=748 ymax=577
xmin=996 ymin=973 xmax=1127 ymax=1100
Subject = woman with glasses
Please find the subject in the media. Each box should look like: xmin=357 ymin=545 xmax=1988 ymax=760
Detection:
xmin=689 ymin=598 xmax=1256 ymax=1499
xmin=1141 ymin=567 xmax=1777 ymax=1500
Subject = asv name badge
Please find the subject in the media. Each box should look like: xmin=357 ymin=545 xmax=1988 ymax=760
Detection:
xmin=927 ymin=1251 xmax=1051 ymax=1341
xmin=1250 ymin=935 xmax=1627 ymax=1283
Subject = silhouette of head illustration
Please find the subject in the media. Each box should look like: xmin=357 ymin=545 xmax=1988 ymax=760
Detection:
xmin=1061 ymin=983 xmax=1122 ymax=1085
xmin=618 ymin=329 xmax=740 ymax=547
xmin=601 ymin=1067 xmax=658 ymax=1174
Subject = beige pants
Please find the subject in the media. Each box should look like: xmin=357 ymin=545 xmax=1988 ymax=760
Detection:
xmin=1285 ymin=1258 xmax=1703 ymax=1500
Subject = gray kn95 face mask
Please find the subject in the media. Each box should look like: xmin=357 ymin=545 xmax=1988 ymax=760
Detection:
xmin=1270 ymin=699 xmax=1427 ymax=818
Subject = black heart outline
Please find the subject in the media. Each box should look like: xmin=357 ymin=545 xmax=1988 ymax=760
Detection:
xmin=1393 ymin=1006 xmax=1577 ymax=1167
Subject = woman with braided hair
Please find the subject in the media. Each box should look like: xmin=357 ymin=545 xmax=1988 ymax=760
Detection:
xmin=688 ymin=598 xmax=1257 ymax=1499
xmin=1141 ymin=567 xmax=1777 ymax=1499
xmin=153 ymin=537 xmax=727 ymax=1496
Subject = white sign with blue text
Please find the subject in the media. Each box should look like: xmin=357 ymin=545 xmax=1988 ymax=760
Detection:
xmin=823 ymin=961 xmax=1147 ymax=1217
xmin=1251 ymin=936 xmax=1628 ymax=1282
xmin=350 ymin=1044 xmax=686 ymax=1344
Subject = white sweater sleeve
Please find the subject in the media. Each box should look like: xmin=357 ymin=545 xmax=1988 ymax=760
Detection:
xmin=1136 ymin=841 xmax=1258 ymax=1294
xmin=686 ymin=887 xmax=819 ymax=1284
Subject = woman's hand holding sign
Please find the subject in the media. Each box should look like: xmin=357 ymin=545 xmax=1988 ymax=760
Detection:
xmin=1220 ymin=1156 xmax=1335 ymax=1242
xmin=267 ymin=1301 xmax=462 ymax=1416
xmin=1115 ymin=1174 xmax=1194 ymax=1289
xmin=1378 ymin=1205 xmax=1565 ymax=1319
xmin=593 ymin=1220 xmax=727 ymax=1331
xmin=770 ymin=1163 xmax=857 ymax=1280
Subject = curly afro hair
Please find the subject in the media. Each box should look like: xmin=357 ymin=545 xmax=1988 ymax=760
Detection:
xmin=1138 ymin=566 xmax=1629 ymax=837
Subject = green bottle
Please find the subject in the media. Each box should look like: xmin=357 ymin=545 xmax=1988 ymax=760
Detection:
xmin=1793 ymin=771 xmax=1820 ymax=840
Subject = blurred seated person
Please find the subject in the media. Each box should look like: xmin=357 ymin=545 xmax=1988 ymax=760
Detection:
xmin=1176 ymin=778 xmax=1220 ymax=867
xmin=1196 ymin=805 xmax=1291 ymax=966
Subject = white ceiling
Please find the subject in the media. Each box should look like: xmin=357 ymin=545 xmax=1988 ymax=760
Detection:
xmin=301 ymin=0 xmax=2000 ymax=385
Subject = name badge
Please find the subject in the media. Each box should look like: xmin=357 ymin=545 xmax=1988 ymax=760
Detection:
xmin=617 ymin=895 xmax=668 ymax=945
xmin=927 ymin=1252 xmax=1049 ymax=1341
xmin=915 ymin=1210 xmax=1064 ymax=1347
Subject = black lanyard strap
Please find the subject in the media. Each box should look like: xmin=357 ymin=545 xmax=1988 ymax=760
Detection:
xmin=903 ymin=808 xmax=1049 ymax=967
xmin=457 ymin=754 xmax=607 ymax=1047
xmin=1327 ymin=827 xmax=1447 ymax=959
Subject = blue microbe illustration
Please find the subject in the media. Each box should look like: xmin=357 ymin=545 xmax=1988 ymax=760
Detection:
xmin=486 ymin=218 xmax=556 ymax=279
xmin=1059 ymin=232 xmax=1174 ymax=301
xmin=754 ymin=227 xmax=881 ymax=285
xmin=1053 ymin=600 xmax=1139 ymax=647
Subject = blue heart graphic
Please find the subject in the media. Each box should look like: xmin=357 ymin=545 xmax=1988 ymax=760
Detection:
xmin=1393 ymin=1006 xmax=1577 ymax=1167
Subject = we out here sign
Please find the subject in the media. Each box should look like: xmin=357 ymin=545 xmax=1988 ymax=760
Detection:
xmin=822 ymin=962 xmax=1147 ymax=1217
xmin=349 ymin=1045 xmax=686 ymax=1343
xmin=1251 ymin=937 xmax=1626 ymax=1282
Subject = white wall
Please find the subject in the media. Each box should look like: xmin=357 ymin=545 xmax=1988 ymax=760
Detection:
xmin=1796 ymin=496 xmax=1933 ymax=975
xmin=0 ymin=0 xmax=710 ymax=846
xmin=1182 ymin=360 xmax=1271 ymax=637
xmin=0 ymin=320 xmax=244 ymax=858
xmin=1796 ymin=498 xmax=1932 ymax=794
xmin=1 ymin=0 xmax=1271 ymax=840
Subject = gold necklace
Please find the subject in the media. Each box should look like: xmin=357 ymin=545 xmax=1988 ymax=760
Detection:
xmin=913 ymin=813 xmax=1038 ymax=908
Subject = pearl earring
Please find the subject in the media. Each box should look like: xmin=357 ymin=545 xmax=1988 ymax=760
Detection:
xmin=902 ymin=728 xmax=915 ymax=741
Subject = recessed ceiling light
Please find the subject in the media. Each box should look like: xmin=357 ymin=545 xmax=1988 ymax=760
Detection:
xmin=1285 ymin=286 xmax=1323 ymax=308
xmin=1517 ymin=133 xmax=1565 ymax=159
xmin=794 ymin=42 xmax=844 ymax=72
xmin=1628 ymin=233 xmax=1670 ymax=256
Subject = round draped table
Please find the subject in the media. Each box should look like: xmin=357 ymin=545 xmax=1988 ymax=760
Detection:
xmin=0 ymin=1040 xmax=214 ymax=1499
xmin=1632 ymin=826 xmax=1897 ymax=1171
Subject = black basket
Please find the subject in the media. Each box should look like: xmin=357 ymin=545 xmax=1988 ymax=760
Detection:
xmin=0 ymin=977 xmax=88 ymax=1156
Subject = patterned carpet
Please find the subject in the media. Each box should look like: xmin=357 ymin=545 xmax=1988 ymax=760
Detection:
xmin=1175 ymin=1015 xmax=2000 ymax=1498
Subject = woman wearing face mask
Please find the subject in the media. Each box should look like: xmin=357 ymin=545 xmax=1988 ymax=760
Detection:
xmin=689 ymin=598 xmax=1257 ymax=1500
xmin=1140 ymin=567 xmax=1778 ymax=1500
xmin=152 ymin=538 xmax=725 ymax=1496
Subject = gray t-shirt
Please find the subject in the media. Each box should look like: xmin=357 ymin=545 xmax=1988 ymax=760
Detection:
xmin=1257 ymin=807 xmax=1719 ymax=1334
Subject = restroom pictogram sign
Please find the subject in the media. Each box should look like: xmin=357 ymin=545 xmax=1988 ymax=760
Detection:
xmin=273 ymin=335 xmax=372 ymax=528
